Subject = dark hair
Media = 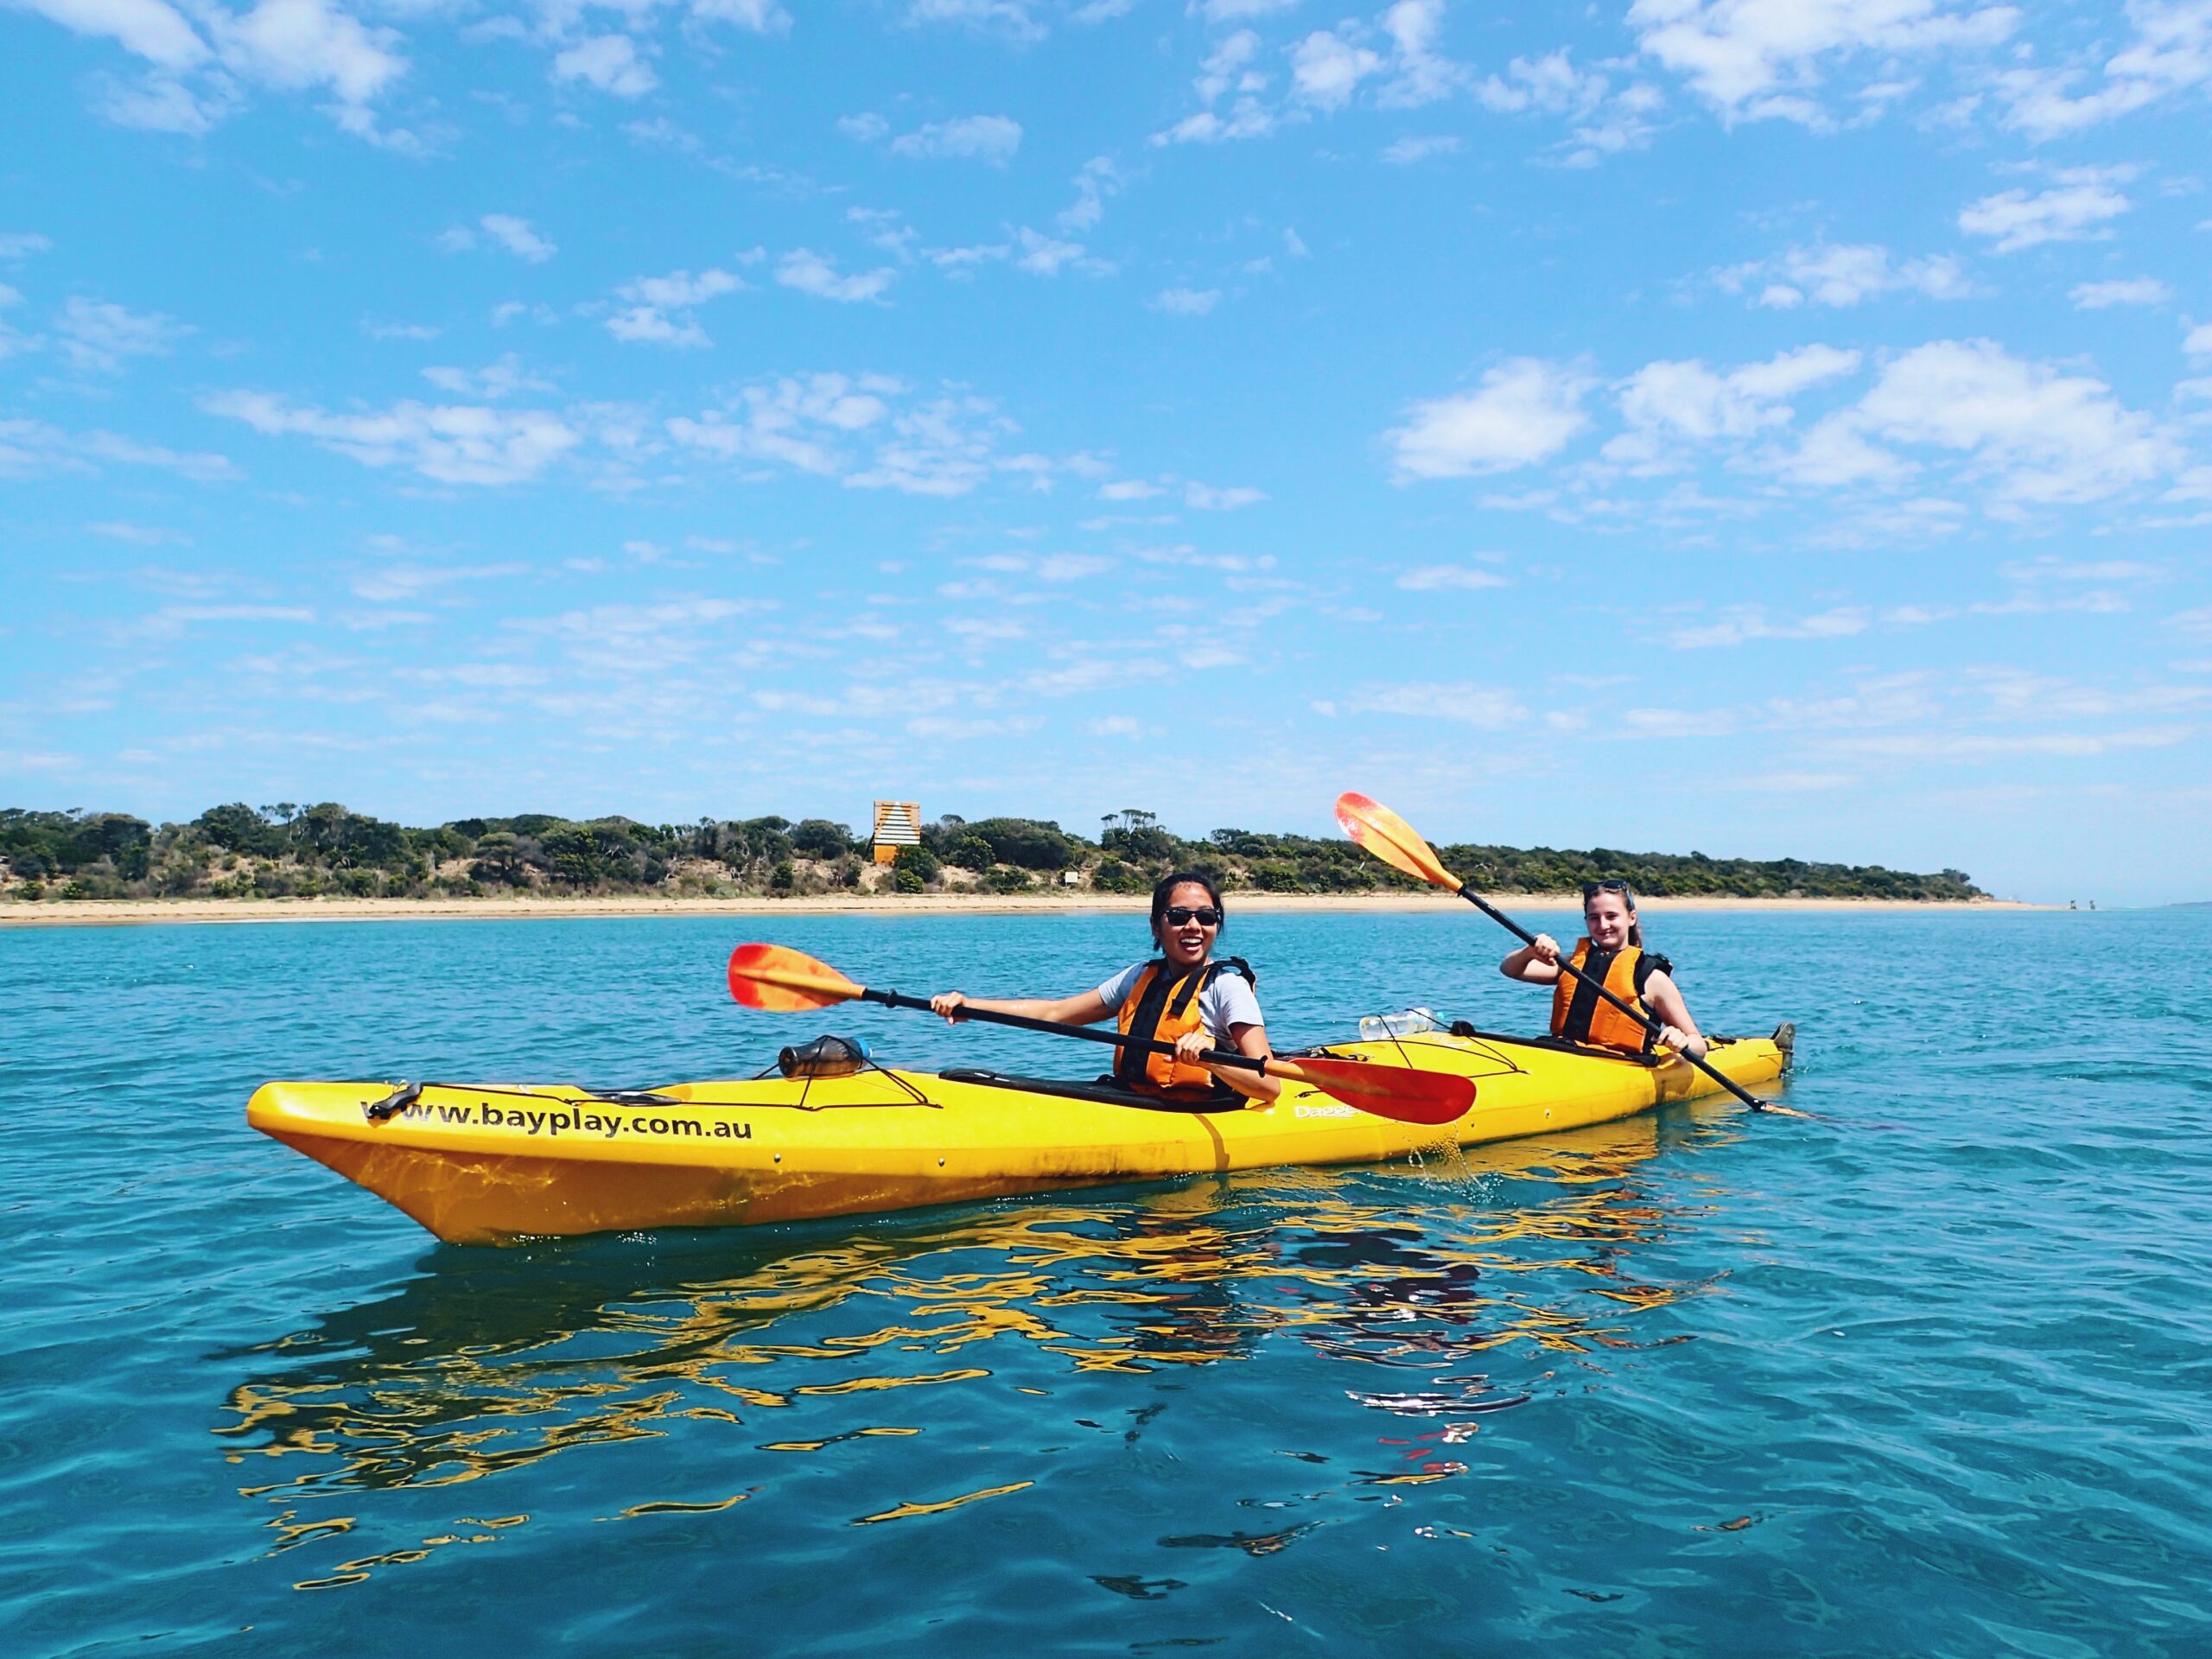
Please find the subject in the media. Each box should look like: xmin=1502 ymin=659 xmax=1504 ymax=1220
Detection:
xmin=1582 ymin=880 xmax=1643 ymax=948
xmin=1150 ymin=871 xmax=1225 ymax=943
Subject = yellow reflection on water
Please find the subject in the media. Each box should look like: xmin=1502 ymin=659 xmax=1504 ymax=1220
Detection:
xmin=219 ymin=1103 xmax=1741 ymax=1590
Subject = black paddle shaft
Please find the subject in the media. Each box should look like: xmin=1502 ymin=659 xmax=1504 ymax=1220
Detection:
xmin=860 ymin=987 xmax=1268 ymax=1076
xmin=1456 ymin=884 xmax=1771 ymax=1114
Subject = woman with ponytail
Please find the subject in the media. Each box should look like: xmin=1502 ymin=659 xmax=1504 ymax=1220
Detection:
xmin=1499 ymin=880 xmax=1707 ymax=1060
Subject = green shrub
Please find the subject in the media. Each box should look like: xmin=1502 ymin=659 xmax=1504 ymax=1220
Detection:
xmin=946 ymin=836 xmax=995 ymax=871
xmin=1092 ymin=858 xmax=1148 ymax=894
xmin=893 ymin=868 xmax=926 ymax=894
xmin=964 ymin=817 xmax=1075 ymax=870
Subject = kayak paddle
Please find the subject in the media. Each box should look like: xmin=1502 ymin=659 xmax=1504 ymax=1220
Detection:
xmin=727 ymin=943 xmax=1475 ymax=1127
xmin=1334 ymin=792 xmax=1796 ymax=1117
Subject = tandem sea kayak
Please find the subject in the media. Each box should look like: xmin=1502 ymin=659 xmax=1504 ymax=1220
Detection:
xmin=247 ymin=1026 xmax=1792 ymax=1246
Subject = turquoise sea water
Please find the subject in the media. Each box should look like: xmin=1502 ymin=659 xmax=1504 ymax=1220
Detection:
xmin=3 ymin=908 xmax=2209 ymax=1656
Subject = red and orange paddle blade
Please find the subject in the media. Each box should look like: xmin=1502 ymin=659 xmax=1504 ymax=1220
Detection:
xmin=1269 ymin=1056 xmax=1474 ymax=1126
xmin=1335 ymin=791 xmax=1461 ymax=890
xmin=727 ymin=943 xmax=865 ymax=1012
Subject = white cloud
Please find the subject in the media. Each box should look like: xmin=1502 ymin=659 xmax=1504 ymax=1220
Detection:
xmin=848 ymin=393 xmax=1017 ymax=496
xmin=54 ymin=296 xmax=182 ymax=372
xmin=1097 ymin=479 xmax=1164 ymax=500
xmin=26 ymin=0 xmax=417 ymax=141
xmin=1998 ymin=0 xmax=2212 ymax=138
xmin=1668 ymin=604 xmax=1872 ymax=647
xmin=17 ymin=0 xmax=207 ymax=67
xmin=625 ymin=269 xmax=743 ymax=308
xmin=1154 ymin=29 xmax=1275 ymax=143
xmin=888 ymin=114 xmax=1023 ymax=163
xmin=364 ymin=317 xmax=440 ymax=340
xmin=1397 ymin=564 xmax=1507 ymax=591
xmin=0 ymin=232 xmax=54 ymax=259
xmin=1343 ymin=680 xmax=1526 ymax=726
xmin=553 ymin=35 xmax=657 ymax=99
xmin=777 ymin=249 xmax=895 ymax=303
xmin=1959 ymin=168 xmax=2133 ymax=252
xmin=1389 ymin=359 xmax=1594 ymax=480
xmin=606 ymin=308 xmax=705 ymax=345
xmin=1058 ymin=156 xmax=1120 ymax=231
xmin=1809 ymin=338 xmax=2178 ymax=507
xmin=1720 ymin=241 xmax=1975 ymax=308
xmin=205 ymin=390 xmax=582 ymax=486
xmin=480 ymin=213 xmax=555 ymax=263
xmin=215 ymin=0 xmax=404 ymax=108
xmin=1156 ymin=287 xmax=1220 ymax=315
xmin=1292 ymin=30 xmax=1383 ymax=109
xmin=838 ymin=111 xmax=889 ymax=142
xmin=1378 ymin=0 xmax=1464 ymax=105
xmin=2186 ymin=321 xmax=2212 ymax=358
xmin=351 ymin=561 xmax=529 ymax=602
xmin=86 ymin=519 xmax=188 ymax=543
xmin=1477 ymin=48 xmax=1606 ymax=115
xmin=668 ymin=373 xmax=893 ymax=479
xmin=1382 ymin=133 xmax=1461 ymax=162
xmin=1619 ymin=704 xmax=1738 ymax=738
xmin=1014 ymin=227 xmax=1085 ymax=275
xmin=0 ymin=418 xmax=236 ymax=480
xmin=1185 ymin=481 xmax=1266 ymax=509
xmin=419 ymin=354 xmax=555 ymax=399
xmin=606 ymin=266 xmax=744 ymax=346
xmin=665 ymin=373 xmax=1042 ymax=497
xmin=1607 ymin=344 xmax=1860 ymax=468
xmin=901 ymin=0 xmax=1048 ymax=41
xmin=92 ymin=72 xmax=226 ymax=134
xmin=690 ymin=0 xmax=790 ymax=30
xmin=2071 ymin=276 xmax=2173 ymax=308
xmin=1630 ymin=0 xmax=2018 ymax=121
xmin=1827 ymin=728 xmax=2191 ymax=760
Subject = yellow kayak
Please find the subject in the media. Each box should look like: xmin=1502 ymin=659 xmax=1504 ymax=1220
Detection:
xmin=248 ymin=1026 xmax=1791 ymax=1246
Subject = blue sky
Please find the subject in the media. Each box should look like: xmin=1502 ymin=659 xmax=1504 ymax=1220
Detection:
xmin=2 ymin=0 xmax=2208 ymax=902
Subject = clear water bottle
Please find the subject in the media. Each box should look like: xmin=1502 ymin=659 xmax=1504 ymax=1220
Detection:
xmin=1359 ymin=1007 xmax=1440 ymax=1041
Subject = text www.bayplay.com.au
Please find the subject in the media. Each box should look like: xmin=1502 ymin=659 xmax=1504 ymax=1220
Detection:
xmin=366 ymin=1098 xmax=754 ymax=1141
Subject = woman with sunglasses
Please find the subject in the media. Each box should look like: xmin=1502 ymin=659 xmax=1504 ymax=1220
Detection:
xmin=1499 ymin=880 xmax=1707 ymax=1060
xmin=928 ymin=872 xmax=1279 ymax=1105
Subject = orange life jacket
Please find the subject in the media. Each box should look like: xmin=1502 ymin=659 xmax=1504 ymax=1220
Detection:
xmin=1115 ymin=958 xmax=1256 ymax=1099
xmin=1548 ymin=939 xmax=1666 ymax=1053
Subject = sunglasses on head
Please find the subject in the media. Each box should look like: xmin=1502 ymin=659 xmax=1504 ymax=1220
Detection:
xmin=1582 ymin=880 xmax=1634 ymax=901
xmin=1164 ymin=906 xmax=1223 ymax=927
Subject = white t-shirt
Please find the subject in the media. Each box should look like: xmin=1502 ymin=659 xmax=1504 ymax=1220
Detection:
xmin=1095 ymin=961 xmax=1264 ymax=1039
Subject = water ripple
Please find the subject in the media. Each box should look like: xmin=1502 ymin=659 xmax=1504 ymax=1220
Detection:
xmin=2 ymin=910 xmax=2209 ymax=1656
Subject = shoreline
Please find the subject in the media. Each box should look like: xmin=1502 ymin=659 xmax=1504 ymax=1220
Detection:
xmin=0 ymin=892 xmax=2055 ymax=929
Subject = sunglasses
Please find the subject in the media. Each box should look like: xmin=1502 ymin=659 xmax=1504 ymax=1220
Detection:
xmin=1582 ymin=880 xmax=1634 ymax=900
xmin=1163 ymin=906 xmax=1223 ymax=927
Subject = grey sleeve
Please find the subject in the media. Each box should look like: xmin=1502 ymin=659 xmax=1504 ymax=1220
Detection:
xmin=1095 ymin=963 xmax=1145 ymax=1013
xmin=1203 ymin=974 xmax=1265 ymax=1036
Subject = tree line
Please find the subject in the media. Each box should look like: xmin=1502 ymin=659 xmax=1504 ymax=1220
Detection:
xmin=0 ymin=803 xmax=1988 ymax=903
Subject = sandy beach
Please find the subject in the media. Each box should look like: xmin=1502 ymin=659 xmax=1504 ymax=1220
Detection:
xmin=0 ymin=892 xmax=2051 ymax=928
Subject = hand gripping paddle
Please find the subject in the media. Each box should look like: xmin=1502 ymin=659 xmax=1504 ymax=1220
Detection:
xmin=727 ymin=942 xmax=1474 ymax=1127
